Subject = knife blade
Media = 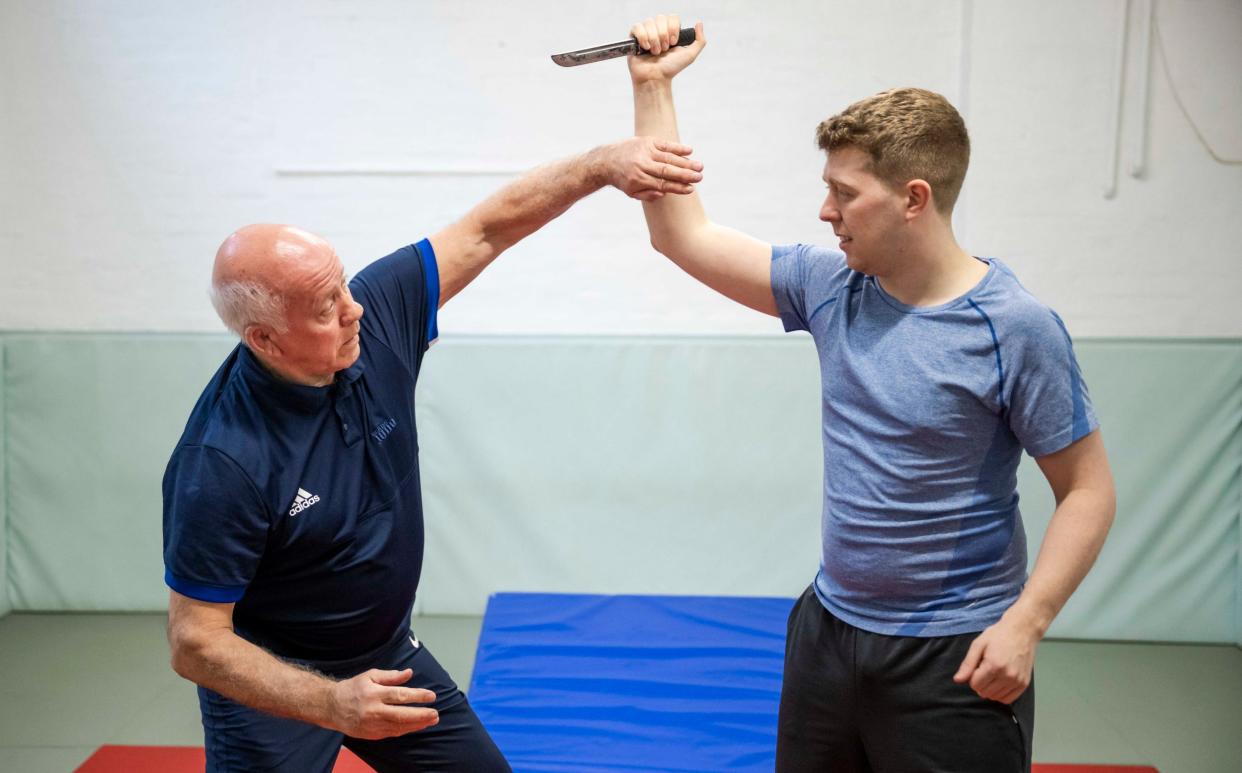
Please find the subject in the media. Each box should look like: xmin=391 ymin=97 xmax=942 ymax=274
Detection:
xmin=551 ymin=27 xmax=696 ymax=67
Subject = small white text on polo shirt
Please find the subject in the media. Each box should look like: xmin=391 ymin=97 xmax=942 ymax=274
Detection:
xmin=288 ymin=487 xmax=320 ymax=517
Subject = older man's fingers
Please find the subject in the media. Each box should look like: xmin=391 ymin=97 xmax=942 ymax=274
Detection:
xmin=629 ymin=178 xmax=693 ymax=199
xmin=645 ymin=163 xmax=700 ymax=186
xmin=654 ymin=179 xmax=694 ymax=195
xmin=650 ymin=154 xmax=703 ymax=179
xmin=653 ymin=139 xmax=694 ymax=158
xmin=381 ymin=686 xmax=437 ymax=706
xmin=380 ymin=705 xmax=440 ymax=735
xmin=662 ymin=154 xmax=704 ymax=174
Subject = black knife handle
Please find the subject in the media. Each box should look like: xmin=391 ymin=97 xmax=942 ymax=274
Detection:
xmin=635 ymin=27 xmax=697 ymax=56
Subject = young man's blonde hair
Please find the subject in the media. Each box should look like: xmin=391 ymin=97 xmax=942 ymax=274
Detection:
xmin=816 ymin=87 xmax=970 ymax=216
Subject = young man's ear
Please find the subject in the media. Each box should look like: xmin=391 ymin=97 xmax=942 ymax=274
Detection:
xmin=905 ymin=179 xmax=933 ymax=220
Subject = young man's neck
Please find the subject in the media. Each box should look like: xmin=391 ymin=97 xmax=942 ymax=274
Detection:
xmin=873 ymin=225 xmax=985 ymax=308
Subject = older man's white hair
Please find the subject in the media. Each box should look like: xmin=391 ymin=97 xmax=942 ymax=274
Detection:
xmin=210 ymin=280 xmax=289 ymax=338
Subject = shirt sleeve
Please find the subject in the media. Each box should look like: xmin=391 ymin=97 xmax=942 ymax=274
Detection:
xmin=162 ymin=445 xmax=271 ymax=603
xmin=350 ymin=238 xmax=439 ymax=378
xmin=771 ymin=244 xmax=852 ymax=333
xmin=770 ymin=244 xmax=814 ymax=332
xmin=1003 ymin=308 xmax=1100 ymax=458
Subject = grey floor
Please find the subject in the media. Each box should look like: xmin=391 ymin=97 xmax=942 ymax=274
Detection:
xmin=0 ymin=614 xmax=1239 ymax=773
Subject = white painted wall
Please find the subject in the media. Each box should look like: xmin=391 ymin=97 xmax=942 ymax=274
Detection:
xmin=2 ymin=0 xmax=1239 ymax=336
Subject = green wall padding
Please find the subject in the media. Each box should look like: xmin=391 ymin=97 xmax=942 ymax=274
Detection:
xmin=1 ymin=333 xmax=1239 ymax=645
xmin=1017 ymin=341 xmax=1242 ymax=642
xmin=414 ymin=337 xmax=824 ymax=616
xmin=0 ymin=338 xmax=9 ymax=618
xmin=3 ymin=335 xmax=235 ymax=611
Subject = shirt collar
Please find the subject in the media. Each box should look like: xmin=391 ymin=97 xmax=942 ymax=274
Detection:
xmin=237 ymin=345 xmax=364 ymax=411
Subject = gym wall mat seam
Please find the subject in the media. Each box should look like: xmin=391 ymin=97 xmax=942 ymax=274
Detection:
xmin=1 ymin=336 xmax=9 ymax=618
xmin=1235 ymin=370 xmax=1242 ymax=649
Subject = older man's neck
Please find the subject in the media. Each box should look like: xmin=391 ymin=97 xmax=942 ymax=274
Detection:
xmin=248 ymin=346 xmax=335 ymax=388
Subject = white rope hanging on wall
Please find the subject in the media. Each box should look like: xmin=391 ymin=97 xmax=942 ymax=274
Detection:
xmin=1104 ymin=0 xmax=1240 ymax=199
xmin=1153 ymin=15 xmax=1242 ymax=166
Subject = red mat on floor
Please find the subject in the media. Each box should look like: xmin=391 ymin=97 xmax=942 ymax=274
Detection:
xmin=74 ymin=746 xmax=1159 ymax=772
xmin=75 ymin=745 xmax=372 ymax=772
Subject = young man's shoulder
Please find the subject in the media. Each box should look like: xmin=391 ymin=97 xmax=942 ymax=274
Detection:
xmin=974 ymin=259 xmax=1075 ymax=346
xmin=976 ymin=260 xmax=1055 ymax=316
xmin=773 ymin=242 xmax=845 ymax=265
xmin=773 ymin=242 xmax=855 ymax=285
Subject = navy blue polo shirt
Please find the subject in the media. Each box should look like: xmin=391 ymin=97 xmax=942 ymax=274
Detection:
xmin=163 ymin=239 xmax=440 ymax=663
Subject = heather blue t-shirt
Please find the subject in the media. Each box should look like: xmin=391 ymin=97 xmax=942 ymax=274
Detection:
xmin=163 ymin=240 xmax=439 ymax=663
xmin=771 ymin=244 xmax=1097 ymax=637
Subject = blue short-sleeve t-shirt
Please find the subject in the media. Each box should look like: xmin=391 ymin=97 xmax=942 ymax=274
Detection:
xmin=771 ymin=243 xmax=1098 ymax=636
xmin=163 ymin=239 xmax=440 ymax=662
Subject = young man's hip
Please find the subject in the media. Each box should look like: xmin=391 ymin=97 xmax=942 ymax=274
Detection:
xmin=777 ymin=584 xmax=1033 ymax=773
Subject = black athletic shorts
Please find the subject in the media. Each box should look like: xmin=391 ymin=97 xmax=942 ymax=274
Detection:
xmin=776 ymin=585 xmax=1034 ymax=772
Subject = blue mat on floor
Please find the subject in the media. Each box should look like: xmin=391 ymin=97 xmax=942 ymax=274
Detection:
xmin=468 ymin=592 xmax=794 ymax=773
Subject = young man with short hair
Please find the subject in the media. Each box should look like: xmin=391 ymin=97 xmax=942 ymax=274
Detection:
xmin=627 ymin=16 xmax=1115 ymax=771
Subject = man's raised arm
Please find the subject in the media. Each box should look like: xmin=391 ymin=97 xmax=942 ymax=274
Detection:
xmin=431 ymin=137 xmax=703 ymax=307
xmin=629 ymin=16 xmax=777 ymax=316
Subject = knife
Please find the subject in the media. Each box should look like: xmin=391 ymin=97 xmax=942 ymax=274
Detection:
xmin=551 ymin=27 xmax=697 ymax=67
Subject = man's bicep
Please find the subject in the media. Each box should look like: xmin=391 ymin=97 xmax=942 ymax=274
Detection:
xmin=1033 ymin=429 xmax=1114 ymax=504
xmin=428 ymin=217 xmax=486 ymax=308
xmin=686 ymin=222 xmax=777 ymax=316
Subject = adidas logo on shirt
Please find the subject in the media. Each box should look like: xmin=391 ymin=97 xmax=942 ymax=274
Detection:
xmin=288 ymin=487 xmax=321 ymax=517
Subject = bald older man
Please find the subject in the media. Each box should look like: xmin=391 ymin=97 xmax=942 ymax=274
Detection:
xmin=162 ymin=138 xmax=703 ymax=772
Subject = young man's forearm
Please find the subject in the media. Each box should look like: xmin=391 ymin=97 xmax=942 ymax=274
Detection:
xmin=633 ymin=79 xmax=711 ymax=251
xmin=954 ymin=480 xmax=1114 ymax=702
xmin=1004 ymin=487 xmax=1115 ymax=636
xmin=633 ymin=78 xmax=777 ymax=314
